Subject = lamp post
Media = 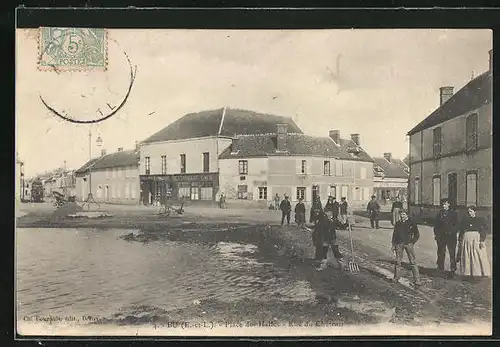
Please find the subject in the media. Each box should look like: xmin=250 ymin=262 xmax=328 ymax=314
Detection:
xmin=82 ymin=128 xmax=103 ymax=210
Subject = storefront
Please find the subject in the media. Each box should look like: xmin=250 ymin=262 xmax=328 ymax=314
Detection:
xmin=140 ymin=173 xmax=219 ymax=205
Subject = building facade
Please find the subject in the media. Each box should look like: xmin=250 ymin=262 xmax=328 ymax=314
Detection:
xmin=75 ymin=148 xmax=140 ymax=205
xmin=407 ymin=50 xmax=492 ymax=220
xmin=218 ymin=128 xmax=374 ymax=209
xmin=138 ymin=107 xmax=303 ymax=205
xmin=373 ymin=152 xmax=409 ymax=202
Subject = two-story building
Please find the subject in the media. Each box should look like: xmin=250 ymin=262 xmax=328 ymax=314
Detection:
xmin=372 ymin=152 xmax=409 ymax=203
xmin=218 ymin=127 xmax=374 ymax=208
xmin=75 ymin=148 xmax=140 ymax=205
xmin=138 ymin=107 xmax=302 ymax=205
xmin=407 ymin=49 xmax=492 ymax=220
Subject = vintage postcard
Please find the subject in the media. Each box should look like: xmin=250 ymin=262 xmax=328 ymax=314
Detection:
xmin=15 ymin=27 xmax=493 ymax=337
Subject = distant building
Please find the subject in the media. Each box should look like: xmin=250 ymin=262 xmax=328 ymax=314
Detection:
xmin=138 ymin=107 xmax=302 ymax=205
xmin=372 ymin=152 xmax=409 ymax=202
xmin=15 ymin=153 xmax=25 ymax=201
xmin=75 ymin=148 xmax=140 ymax=205
xmin=219 ymin=128 xmax=374 ymax=208
xmin=407 ymin=49 xmax=492 ymax=220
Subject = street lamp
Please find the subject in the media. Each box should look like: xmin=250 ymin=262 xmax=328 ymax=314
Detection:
xmin=82 ymin=128 xmax=102 ymax=210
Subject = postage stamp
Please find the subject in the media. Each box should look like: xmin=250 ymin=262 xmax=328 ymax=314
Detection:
xmin=38 ymin=27 xmax=107 ymax=71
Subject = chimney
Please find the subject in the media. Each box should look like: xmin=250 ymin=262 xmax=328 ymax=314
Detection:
xmin=350 ymin=133 xmax=360 ymax=146
xmin=329 ymin=130 xmax=340 ymax=144
xmin=277 ymin=123 xmax=288 ymax=152
xmin=117 ymin=147 xmax=123 ymax=152
xmin=100 ymin=149 xmax=107 ymax=157
xmin=135 ymin=141 xmax=140 ymax=151
xmin=231 ymin=137 xmax=238 ymax=153
xmin=489 ymin=49 xmax=493 ymax=72
xmin=439 ymin=86 xmax=454 ymax=106
xmin=383 ymin=152 xmax=392 ymax=162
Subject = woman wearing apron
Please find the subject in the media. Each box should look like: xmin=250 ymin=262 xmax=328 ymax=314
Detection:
xmin=457 ymin=206 xmax=491 ymax=280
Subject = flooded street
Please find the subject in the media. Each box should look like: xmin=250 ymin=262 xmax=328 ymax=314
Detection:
xmin=17 ymin=228 xmax=319 ymax=322
xmin=16 ymin=223 xmax=492 ymax=336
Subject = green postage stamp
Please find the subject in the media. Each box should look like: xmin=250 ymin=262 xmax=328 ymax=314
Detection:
xmin=38 ymin=27 xmax=107 ymax=71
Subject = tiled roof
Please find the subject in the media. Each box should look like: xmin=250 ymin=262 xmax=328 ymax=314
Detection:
xmin=75 ymin=150 xmax=139 ymax=174
xmin=373 ymin=157 xmax=409 ymax=179
xmin=218 ymin=134 xmax=373 ymax=162
xmin=141 ymin=107 xmax=303 ymax=143
xmin=408 ymin=71 xmax=492 ymax=135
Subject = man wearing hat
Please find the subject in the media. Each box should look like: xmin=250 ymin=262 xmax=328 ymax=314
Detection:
xmin=366 ymin=195 xmax=381 ymax=229
xmin=280 ymin=194 xmax=292 ymax=226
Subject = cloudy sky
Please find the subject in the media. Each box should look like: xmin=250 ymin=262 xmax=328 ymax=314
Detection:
xmin=16 ymin=29 xmax=491 ymax=177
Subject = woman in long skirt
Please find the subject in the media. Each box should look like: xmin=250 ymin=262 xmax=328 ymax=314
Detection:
xmin=457 ymin=206 xmax=491 ymax=279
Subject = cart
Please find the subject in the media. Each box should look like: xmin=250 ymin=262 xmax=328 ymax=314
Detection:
xmin=158 ymin=199 xmax=185 ymax=217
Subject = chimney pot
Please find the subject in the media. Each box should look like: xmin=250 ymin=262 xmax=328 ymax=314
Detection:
xmin=135 ymin=141 xmax=140 ymax=151
xmin=350 ymin=133 xmax=360 ymax=146
xmin=329 ymin=130 xmax=340 ymax=144
xmin=100 ymin=149 xmax=107 ymax=157
xmin=277 ymin=123 xmax=288 ymax=152
xmin=439 ymin=86 xmax=454 ymax=106
xmin=489 ymin=49 xmax=493 ymax=72
xmin=383 ymin=152 xmax=392 ymax=162
xmin=117 ymin=147 xmax=123 ymax=152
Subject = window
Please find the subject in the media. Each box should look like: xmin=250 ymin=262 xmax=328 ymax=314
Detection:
xmin=125 ymin=182 xmax=130 ymax=199
xmin=258 ymin=187 xmax=268 ymax=200
xmin=432 ymin=176 xmax=441 ymax=206
xmin=360 ymin=167 xmax=367 ymax=179
xmin=145 ymin=157 xmax=150 ymax=175
xmin=161 ymin=155 xmax=167 ymax=175
xmin=335 ymin=161 xmax=343 ymax=176
xmin=239 ymin=160 xmax=248 ymax=175
xmin=466 ymin=171 xmax=478 ymax=206
xmin=116 ymin=184 xmax=121 ymax=199
xmin=237 ymin=185 xmax=248 ymax=199
xmin=323 ymin=161 xmax=331 ymax=175
xmin=414 ymin=178 xmax=420 ymax=204
xmin=433 ymin=127 xmax=442 ymax=157
xmin=131 ymin=184 xmax=136 ymax=199
xmin=105 ymin=168 xmax=109 ymax=180
xmin=300 ymin=160 xmax=307 ymax=174
xmin=297 ymin=187 xmax=306 ymax=200
xmin=111 ymin=168 xmax=116 ymax=179
xmin=111 ymin=185 xmax=116 ymax=199
xmin=341 ymin=185 xmax=348 ymax=199
xmin=466 ymin=113 xmax=478 ymax=151
xmin=180 ymin=154 xmax=186 ymax=174
xmin=203 ymin=152 xmax=210 ymax=173
xmin=363 ymin=187 xmax=370 ymax=201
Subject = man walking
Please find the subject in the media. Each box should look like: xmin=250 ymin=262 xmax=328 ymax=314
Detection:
xmin=366 ymin=195 xmax=380 ymax=229
xmin=434 ymin=198 xmax=458 ymax=277
xmin=391 ymin=210 xmax=421 ymax=287
xmin=280 ymin=194 xmax=292 ymax=226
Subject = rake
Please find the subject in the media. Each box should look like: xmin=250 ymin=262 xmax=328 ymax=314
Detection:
xmin=347 ymin=221 xmax=360 ymax=273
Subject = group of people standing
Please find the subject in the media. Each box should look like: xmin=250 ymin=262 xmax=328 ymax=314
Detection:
xmin=274 ymin=194 xmax=351 ymax=271
xmin=433 ymin=199 xmax=490 ymax=280
xmin=390 ymin=198 xmax=490 ymax=287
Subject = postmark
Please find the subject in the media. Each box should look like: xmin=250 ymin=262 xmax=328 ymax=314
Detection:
xmin=38 ymin=27 xmax=108 ymax=71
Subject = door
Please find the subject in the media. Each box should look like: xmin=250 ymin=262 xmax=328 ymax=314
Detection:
xmin=312 ymin=185 xmax=319 ymax=201
xmin=448 ymin=173 xmax=457 ymax=207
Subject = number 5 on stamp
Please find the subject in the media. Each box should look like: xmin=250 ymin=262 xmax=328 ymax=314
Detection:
xmin=38 ymin=27 xmax=108 ymax=71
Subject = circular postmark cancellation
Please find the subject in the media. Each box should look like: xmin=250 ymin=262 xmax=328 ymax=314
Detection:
xmin=38 ymin=27 xmax=108 ymax=72
xmin=35 ymin=29 xmax=137 ymax=124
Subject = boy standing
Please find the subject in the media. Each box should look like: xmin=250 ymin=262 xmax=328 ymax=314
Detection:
xmin=391 ymin=210 xmax=421 ymax=287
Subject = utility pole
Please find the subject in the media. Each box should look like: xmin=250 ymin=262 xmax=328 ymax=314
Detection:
xmin=82 ymin=127 xmax=102 ymax=210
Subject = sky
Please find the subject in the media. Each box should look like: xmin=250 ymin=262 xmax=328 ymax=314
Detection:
xmin=16 ymin=29 xmax=492 ymax=178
